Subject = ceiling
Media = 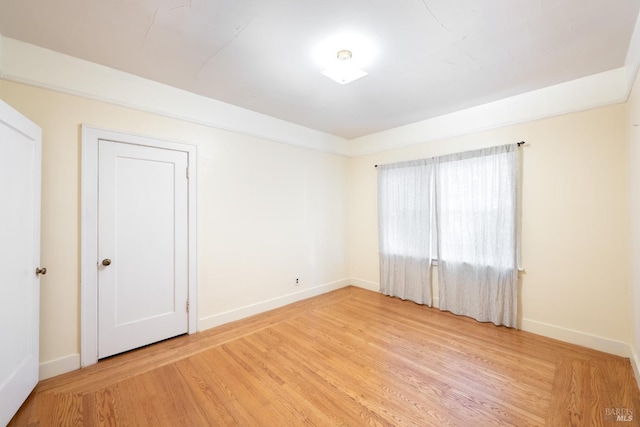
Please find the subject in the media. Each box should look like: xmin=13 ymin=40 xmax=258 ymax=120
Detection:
xmin=0 ymin=0 xmax=638 ymax=139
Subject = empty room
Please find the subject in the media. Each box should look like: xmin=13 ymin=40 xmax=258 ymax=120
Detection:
xmin=3 ymin=0 xmax=640 ymax=425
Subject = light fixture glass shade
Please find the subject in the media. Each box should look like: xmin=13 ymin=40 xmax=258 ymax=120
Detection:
xmin=321 ymin=64 xmax=368 ymax=85
xmin=314 ymin=32 xmax=375 ymax=84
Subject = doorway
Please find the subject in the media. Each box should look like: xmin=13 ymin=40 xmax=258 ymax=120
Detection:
xmin=81 ymin=126 xmax=197 ymax=366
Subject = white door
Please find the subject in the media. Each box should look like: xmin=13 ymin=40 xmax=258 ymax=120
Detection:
xmin=0 ymin=100 xmax=42 ymax=425
xmin=98 ymin=140 xmax=189 ymax=359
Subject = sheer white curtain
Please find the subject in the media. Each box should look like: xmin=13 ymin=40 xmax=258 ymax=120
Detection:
xmin=434 ymin=144 xmax=519 ymax=327
xmin=378 ymin=159 xmax=433 ymax=305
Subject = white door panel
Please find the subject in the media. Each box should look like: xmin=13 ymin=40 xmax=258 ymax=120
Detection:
xmin=0 ymin=101 xmax=41 ymax=425
xmin=98 ymin=140 xmax=188 ymax=359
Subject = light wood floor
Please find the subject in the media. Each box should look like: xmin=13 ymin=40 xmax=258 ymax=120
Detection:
xmin=10 ymin=286 xmax=640 ymax=426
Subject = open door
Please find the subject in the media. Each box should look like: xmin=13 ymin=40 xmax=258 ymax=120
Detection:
xmin=0 ymin=99 xmax=42 ymax=425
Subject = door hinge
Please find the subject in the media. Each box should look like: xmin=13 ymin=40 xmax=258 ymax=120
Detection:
xmin=186 ymin=300 xmax=190 ymax=313
xmin=186 ymin=167 xmax=189 ymax=179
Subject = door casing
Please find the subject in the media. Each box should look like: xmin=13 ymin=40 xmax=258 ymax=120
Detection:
xmin=81 ymin=125 xmax=198 ymax=367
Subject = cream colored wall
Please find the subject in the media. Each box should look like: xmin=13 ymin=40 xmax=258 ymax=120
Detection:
xmin=0 ymin=80 xmax=348 ymax=367
xmin=0 ymin=66 xmax=635 ymax=373
xmin=628 ymin=69 xmax=640 ymax=372
xmin=348 ymin=104 xmax=632 ymax=347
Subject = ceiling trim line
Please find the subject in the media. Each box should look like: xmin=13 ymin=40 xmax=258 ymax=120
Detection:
xmin=0 ymin=36 xmax=350 ymax=157
xmin=346 ymin=67 xmax=630 ymax=157
xmin=1 ymin=35 xmax=636 ymax=159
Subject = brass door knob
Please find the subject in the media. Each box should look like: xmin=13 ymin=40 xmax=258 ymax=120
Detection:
xmin=35 ymin=267 xmax=47 ymax=276
xmin=102 ymin=259 xmax=112 ymax=266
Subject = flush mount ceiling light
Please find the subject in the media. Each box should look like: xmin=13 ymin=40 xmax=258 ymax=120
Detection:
xmin=321 ymin=49 xmax=368 ymax=85
xmin=314 ymin=32 xmax=376 ymax=85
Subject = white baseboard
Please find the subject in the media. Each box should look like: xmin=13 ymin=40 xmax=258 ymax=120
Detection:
xmin=38 ymin=290 xmax=638 ymax=383
xmin=520 ymin=318 xmax=631 ymax=358
xmin=39 ymin=353 xmax=80 ymax=380
xmin=347 ymin=282 xmax=633 ymax=359
xmin=38 ymin=280 xmax=350 ymax=380
xmin=630 ymin=346 xmax=640 ymax=390
xmin=350 ymin=278 xmax=379 ymax=292
xmin=198 ymin=279 xmax=350 ymax=331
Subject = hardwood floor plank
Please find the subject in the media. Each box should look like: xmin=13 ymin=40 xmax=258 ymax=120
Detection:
xmin=179 ymin=353 xmax=261 ymax=426
xmin=82 ymin=387 xmax=118 ymax=426
xmin=310 ymin=299 xmax=552 ymax=420
xmin=9 ymin=286 xmax=640 ymax=426
xmin=248 ymin=330 xmax=382 ymax=426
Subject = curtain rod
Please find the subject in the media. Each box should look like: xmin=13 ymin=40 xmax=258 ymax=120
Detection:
xmin=374 ymin=141 xmax=526 ymax=167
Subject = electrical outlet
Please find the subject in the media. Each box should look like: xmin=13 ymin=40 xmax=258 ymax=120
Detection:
xmin=295 ymin=278 xmax=300 ymax=286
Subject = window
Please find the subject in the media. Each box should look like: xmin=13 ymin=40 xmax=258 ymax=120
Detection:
xmin=377 ymin=144 xmax=520 ymax=327
xmin=435 ymin=150 xmax=517 ymax=269
xmin=378 ymin=160 xmax=433 ymax=259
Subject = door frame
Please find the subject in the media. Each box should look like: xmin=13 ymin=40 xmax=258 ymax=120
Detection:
xmin=80 ymin=125 xmax=198 ymax=367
